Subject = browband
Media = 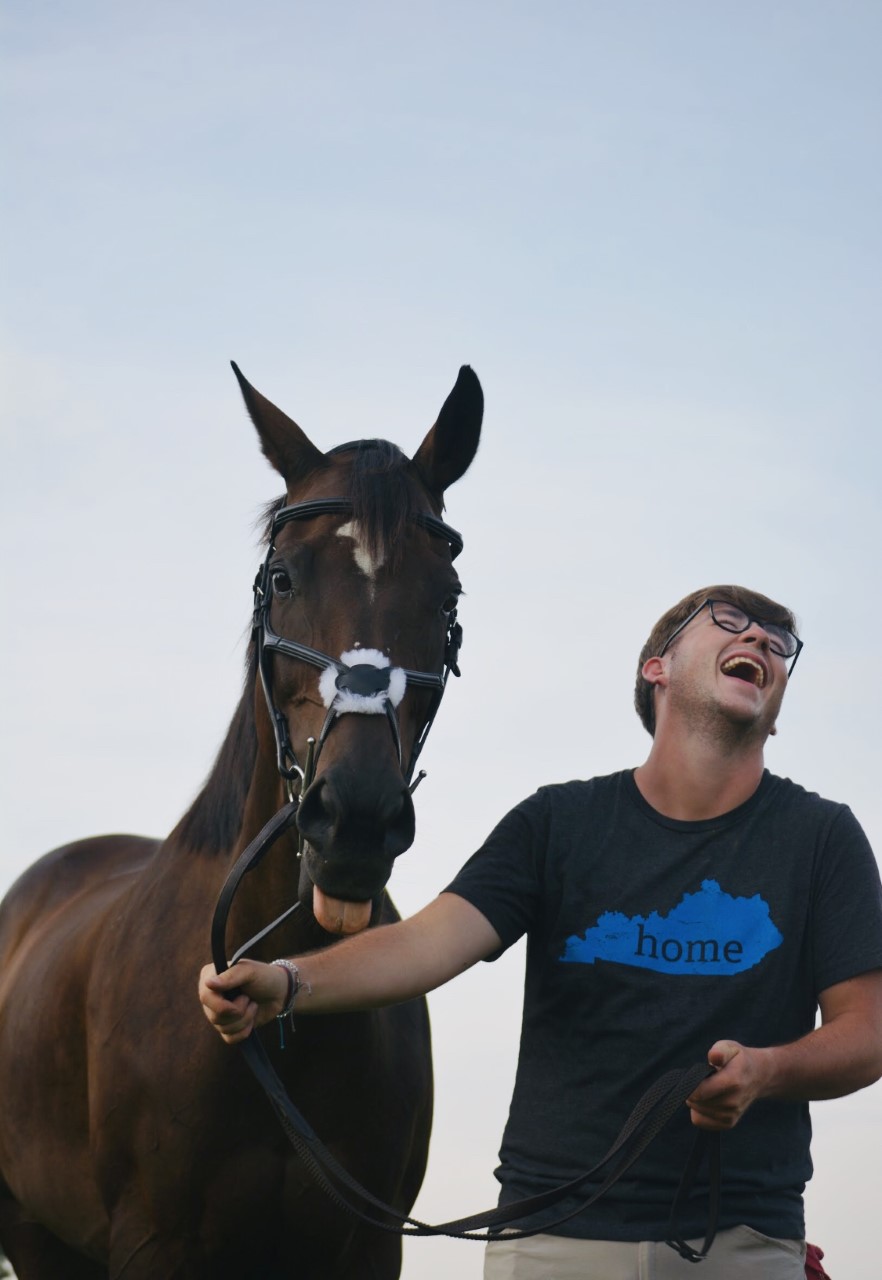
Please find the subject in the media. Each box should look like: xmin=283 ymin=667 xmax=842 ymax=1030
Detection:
xmin=270 ymin=499 xmax=463 ymax=560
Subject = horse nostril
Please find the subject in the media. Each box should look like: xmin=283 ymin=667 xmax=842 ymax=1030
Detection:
xmin=296 ymin=769 xmax=416 ymax=864
xmin=378 ymin=788 xmax=415 ymax=858
xmin=297 ymin=778 xmax=336 ymax=845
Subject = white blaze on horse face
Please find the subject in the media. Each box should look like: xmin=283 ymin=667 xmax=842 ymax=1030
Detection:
xmin=336 ymin=520 xmax=385 ymax=592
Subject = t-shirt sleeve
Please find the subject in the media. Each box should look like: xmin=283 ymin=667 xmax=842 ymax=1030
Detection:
xmin=443 ymin=789 xmax=550 ymax=955
xmin=811 ymin=804 xmax=882 ymax=994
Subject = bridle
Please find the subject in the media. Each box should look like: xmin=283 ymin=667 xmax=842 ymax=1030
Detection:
xmin=212 ymin=475 xmax=466 ymax=968
xmin=253 ymin=491 xmax=464 ymax=802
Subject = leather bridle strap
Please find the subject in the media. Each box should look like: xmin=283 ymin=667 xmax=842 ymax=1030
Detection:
xmin=210 ymin=801 xmax=301 ymax=972
xmin=260 ymin=621 xmax=447 ymax=692
xmin=236 ymin=1026 xmax=720 ymax=1248
xmin=666 ymin=1124 xmax=721 ymax=1261
xmin=253 ymin=496 xmax=463 ymax=788
xmin=271 ymin=499 xmax=464 ymax=561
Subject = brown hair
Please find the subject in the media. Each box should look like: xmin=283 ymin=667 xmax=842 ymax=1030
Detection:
xmin=634 ymin=585 xmax=799 ymax=736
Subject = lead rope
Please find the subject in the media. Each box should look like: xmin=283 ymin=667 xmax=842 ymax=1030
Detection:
xmin=211 ymin=813 xmax=721 ymax=1252
xmin=237 ymin=1031 xmax=720 ymax=1246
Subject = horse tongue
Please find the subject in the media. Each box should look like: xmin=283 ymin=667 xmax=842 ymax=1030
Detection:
xmin=312 ymin=886 xmax=372 ymax=935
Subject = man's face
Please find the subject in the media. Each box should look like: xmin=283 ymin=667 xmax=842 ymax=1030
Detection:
xmin=660 ymin=603 xmax=789 ymax=739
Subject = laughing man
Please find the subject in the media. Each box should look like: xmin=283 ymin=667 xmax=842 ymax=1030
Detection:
xmin=200 ymin=585 xmax=882 ymax=1279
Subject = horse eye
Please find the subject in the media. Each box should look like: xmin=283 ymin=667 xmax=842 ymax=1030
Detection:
xmin=441 ymin=593 xmax=460 ymax=615
xmin=271 ymin=569 xmax=293 ymax=597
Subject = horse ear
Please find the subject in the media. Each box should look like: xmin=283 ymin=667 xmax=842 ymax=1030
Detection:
xmin=413 ymin=366 xmax=483 ymax=497
xmin=231 ymin=361 xmax=326 ymax=485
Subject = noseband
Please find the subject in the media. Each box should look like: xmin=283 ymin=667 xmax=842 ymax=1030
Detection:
xmin=253 ymin=494 xmax=464 ymax=797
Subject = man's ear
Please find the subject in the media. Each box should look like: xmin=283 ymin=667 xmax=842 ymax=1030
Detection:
xmin=641 ymin=656 xmax=667 ymax=688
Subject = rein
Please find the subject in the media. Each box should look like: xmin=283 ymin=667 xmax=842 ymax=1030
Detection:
xmin=212 ymin=487 xmax=722 ymax=1260
xmin=211 ymin=810 xmax=719 ymax=1257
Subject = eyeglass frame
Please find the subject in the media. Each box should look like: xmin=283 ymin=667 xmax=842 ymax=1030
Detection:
xmin=656 ymin=598 xmax=804 ymax=675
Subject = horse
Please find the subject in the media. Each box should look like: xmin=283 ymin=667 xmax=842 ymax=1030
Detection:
xmin=0 ymin=362 xmax=483 ymax=1280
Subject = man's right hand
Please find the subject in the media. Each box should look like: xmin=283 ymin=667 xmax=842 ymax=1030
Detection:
xmin=198 ymin=893 xmax=502 ymax=1046
xmin=198 ymin=959 xmax=288 ymax=1044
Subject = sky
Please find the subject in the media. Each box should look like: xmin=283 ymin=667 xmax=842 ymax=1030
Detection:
xmin=2 ymin=2 xmax=881 ymax=1276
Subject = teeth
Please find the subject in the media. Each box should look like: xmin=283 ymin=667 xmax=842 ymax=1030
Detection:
xmin=721 ymin=656 xmax=766 ymax=688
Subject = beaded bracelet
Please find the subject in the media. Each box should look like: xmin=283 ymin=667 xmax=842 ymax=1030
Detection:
xmin=271 ymin=958 xmax=312 ymax=1016
xmin=271 ymin=958 xmax=312 ymax=1048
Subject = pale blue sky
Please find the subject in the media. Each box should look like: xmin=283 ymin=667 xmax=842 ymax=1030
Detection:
xmin=2 ymin=4 xmax=881 ymax=1276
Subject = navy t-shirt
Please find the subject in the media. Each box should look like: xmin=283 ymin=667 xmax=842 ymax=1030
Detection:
xmin=445 ymin=770 xmax=882 ymax=1242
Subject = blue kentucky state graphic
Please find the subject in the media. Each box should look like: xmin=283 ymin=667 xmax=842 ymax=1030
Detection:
xmin=561 ymin=879 xmax=783 ymax=976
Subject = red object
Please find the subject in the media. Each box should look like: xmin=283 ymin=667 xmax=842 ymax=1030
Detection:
xmin=805 ymin=1242 xmax=831 ymax=1279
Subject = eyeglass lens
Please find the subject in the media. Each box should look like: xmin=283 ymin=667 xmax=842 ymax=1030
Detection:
xmin=709 ymin=601 xmax=798 ymax=657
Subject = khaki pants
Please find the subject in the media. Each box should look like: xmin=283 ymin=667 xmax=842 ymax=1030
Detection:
xmin=484 ymin=1225 xmax=807 ymax=1279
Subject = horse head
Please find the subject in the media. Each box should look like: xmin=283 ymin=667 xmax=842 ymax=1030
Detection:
xmin=233 ymin=363 xmax=482 ymax=936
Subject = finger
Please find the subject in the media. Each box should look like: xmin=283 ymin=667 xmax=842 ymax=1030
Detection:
xmin=222 ymin=1003 xmax=258 ymax=1040
xmin=687 ymin=1073 xmax=728 ymax=1107
xmin=211 ymin=1001 xmax=258 ymax=1036
xmin=204 ymin=997 xmax=254 ymax=1031
xmin=690 ymin=1108 xmax=728 ymax=1131
xmin=202 ymin=987 xmax=249 ymax=1015
xmin=707 ymin=1039 xmax=741 ymax=1069
xmin=205 ymin=968 xmax=248 ymax=992
xmin=221 ymin=1024 xmax=253 ymax=1045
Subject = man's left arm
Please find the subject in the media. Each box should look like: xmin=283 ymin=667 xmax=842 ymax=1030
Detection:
xmin=687 ymin=969 xmax=882 ymax=1131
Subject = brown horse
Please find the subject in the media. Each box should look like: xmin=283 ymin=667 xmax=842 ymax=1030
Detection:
xmin=0 ymin=364 xmax=483 ymax=1280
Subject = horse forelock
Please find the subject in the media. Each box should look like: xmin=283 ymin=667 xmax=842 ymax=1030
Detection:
xmin=261 ymin=441 xmax=424 ymax=571
xmin=346 ymin=440 xmax=416 ymax=570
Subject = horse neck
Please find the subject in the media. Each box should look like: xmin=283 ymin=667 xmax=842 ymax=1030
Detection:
xmin=175 ymin=656 xmax=333 ymax=956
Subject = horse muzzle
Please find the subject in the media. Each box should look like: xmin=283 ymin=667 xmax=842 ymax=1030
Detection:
xmin=296 ymin=765 xmax=415 ymax=934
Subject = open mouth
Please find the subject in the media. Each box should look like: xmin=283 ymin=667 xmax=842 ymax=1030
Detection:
xmin=721 ymin=656 xmax=766 ymax=688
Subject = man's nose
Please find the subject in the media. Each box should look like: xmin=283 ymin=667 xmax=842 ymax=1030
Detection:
xmin=742 ymin=622 xmax=771 ymax=649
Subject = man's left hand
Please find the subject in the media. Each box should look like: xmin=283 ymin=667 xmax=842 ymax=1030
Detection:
xmin=686 ymin=1040 xmax=771 ymax=1130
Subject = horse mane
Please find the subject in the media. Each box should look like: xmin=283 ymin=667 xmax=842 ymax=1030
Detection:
xmin=175 ymin=439 xmax=422 ymax=854
xmin=173 ymin=650 xmax=259 ymax=854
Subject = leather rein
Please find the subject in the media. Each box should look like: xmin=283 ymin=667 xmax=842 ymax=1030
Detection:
xmin=211 ymin=491 xmax=721 ymax=1260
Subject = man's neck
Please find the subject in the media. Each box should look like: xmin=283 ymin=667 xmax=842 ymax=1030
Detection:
xmin=634 ymin=727 xmax=766 ymax=821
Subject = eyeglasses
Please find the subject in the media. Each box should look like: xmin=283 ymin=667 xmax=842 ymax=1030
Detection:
xmin=658 ymin=599 xmax=804 ymax=674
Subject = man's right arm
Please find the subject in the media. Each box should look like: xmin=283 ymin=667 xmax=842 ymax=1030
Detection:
xmin=198 ymin=892 xmax=501 ymax=1044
